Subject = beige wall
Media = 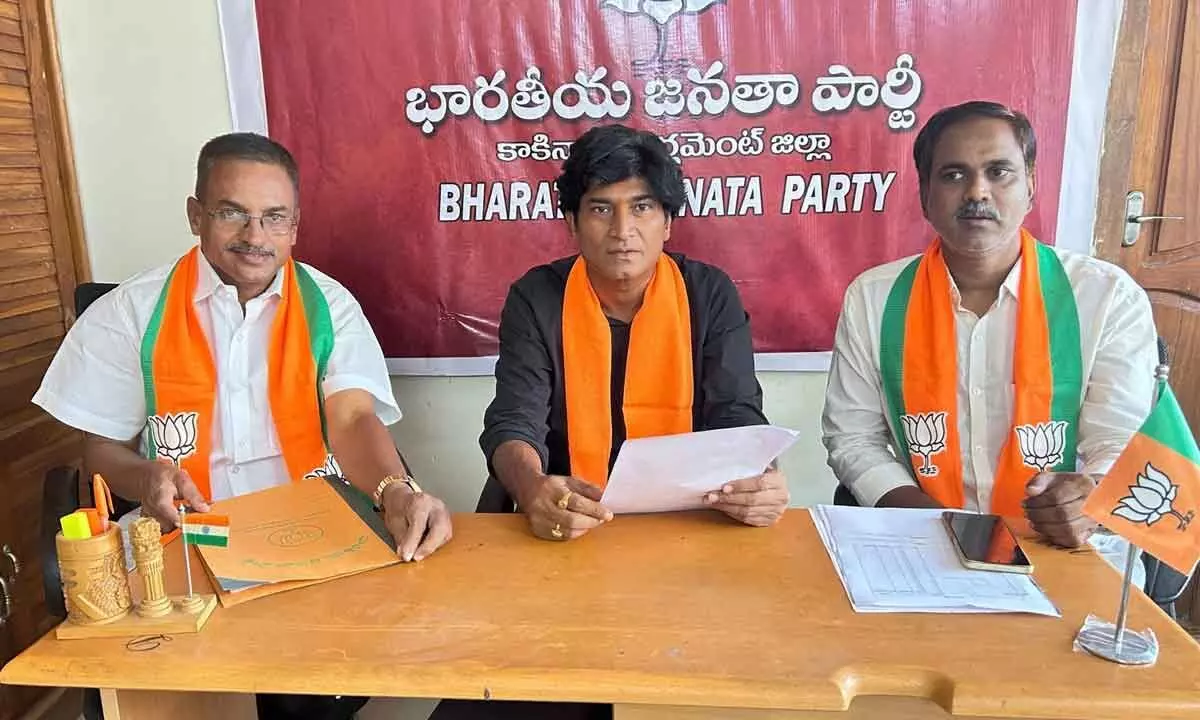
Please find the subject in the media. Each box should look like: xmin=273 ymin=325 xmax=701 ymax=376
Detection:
xmin=54 ymin=0 xmax=837 ymax=514
xmin=55 ymin=0 xmax=233 ymax=281
xmin=392 ymin=373 xmax=835 ymax=513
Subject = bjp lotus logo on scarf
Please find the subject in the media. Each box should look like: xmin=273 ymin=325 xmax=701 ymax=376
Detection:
xmin=147 ymin=412 xmax=199 ymax=464
xmin=602 ymin=0 xmax=725 ymax=69
xmin=900 ymin=412 xmax=947 ymax=477
xmin=1015 ymin=421 xmax=1068 ymax=472
xmin=303 ymin=454 xmax=343 ymax=480
xmin=1112 ymin=463 xmax=1195 ymax=531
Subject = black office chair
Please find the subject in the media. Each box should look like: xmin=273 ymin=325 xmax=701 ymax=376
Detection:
xmin=40 ymin=282 xmax=123 ymax=720
xmin=73 ymin=282 xmax=118 ymax=319
xmin=41 ymin=473 xmax=109 ymax=720
xmin=475 ymin=474 xmax=518 ymax=513
xmin=832 ymin=337 xmax=1194 ymax=618
xmin=42 ymin=283 xmax=127 ymax=612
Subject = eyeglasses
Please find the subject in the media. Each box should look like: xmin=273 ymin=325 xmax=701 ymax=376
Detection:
xmin=206 ymin=208 xmax=297 ymax=236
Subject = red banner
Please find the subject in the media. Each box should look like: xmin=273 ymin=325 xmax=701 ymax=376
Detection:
xmin=255 ymin=0 xmax=1078 ymax=359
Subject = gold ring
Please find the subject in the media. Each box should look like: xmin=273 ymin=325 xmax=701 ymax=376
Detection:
xmin=551 ymin=523 xmax=564 ymax=539
xmin=557 ymin=490 xmax=573 ymax=510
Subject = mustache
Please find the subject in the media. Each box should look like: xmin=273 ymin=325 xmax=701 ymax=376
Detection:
xmin=225 ymin=243 xmax=275 ymax=257
xmin=956 ymin=201 xmax=999 ymax=221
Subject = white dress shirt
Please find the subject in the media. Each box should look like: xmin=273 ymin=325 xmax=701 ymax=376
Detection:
xmin=822 ymin=245 xmax=1158 ymax=511
xmin=34 ymin=249 xmax=401 ymax=501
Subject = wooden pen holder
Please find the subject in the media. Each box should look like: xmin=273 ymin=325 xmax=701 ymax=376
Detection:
xmin=55 ymin=524 xmax=133 ymax=626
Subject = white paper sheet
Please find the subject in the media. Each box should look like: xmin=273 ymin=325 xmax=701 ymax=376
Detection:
xmin=600 ymin=425 xmax=799 ymax=514
xmin=811 ymin=505 xmax=1060 ymax=616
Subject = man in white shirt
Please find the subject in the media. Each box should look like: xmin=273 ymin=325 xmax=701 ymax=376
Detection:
xmin=37 ymin=133 xmax=452 ymax=717
xmin=37 ymin=135 xmax=451 ymax=559
xmin=37 ymin=133 xmax=452 ymax=558
xmin=822 ymin=101 xmax=1157 ymax=550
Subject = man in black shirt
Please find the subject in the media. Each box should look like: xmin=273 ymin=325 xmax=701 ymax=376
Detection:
xmin=480 ymin=124 xmax=790 ymax=542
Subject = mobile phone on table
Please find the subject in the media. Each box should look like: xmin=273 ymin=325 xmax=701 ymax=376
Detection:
xmin=941 ymin=511 xmax=1033 ymax=574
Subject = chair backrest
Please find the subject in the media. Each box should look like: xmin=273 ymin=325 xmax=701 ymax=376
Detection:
xmin=476 ymin=475 xmax=518 ymax=513
xmin=1141 ymin=553 xmax=1188 ymax=618
xmin=74 ymin=281 xmax=118 ymax=316
xmin=39 ymin=466 xmax=80 ymax=618
xmin=833 ymin=484 xmax=858 ymax=507
xmin=41 ymin=284 xmax=126 ymax=616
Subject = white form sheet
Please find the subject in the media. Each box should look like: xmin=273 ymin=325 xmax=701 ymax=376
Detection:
xmin=600 ymin=425 xmax=799 ymax=514
xmin=812 ymin=505 xmax=1060 ymax=616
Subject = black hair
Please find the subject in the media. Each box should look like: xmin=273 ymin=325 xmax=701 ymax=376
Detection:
xmin=195 ymin=132 xmax=300 ymax=202
xmin=912 ymin=101 xmax=1036 ymax=196
xmin=556 ymin=124 xmax=685 ymax=217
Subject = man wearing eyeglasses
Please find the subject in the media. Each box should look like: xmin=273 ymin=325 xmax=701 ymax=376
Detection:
xmin=37 ymin=131 xmax=453 ymax=550
xmin=36 ymin=132 xmax=454 ymax=670
xmin=35 ymin=133 xmax=453 ymax=717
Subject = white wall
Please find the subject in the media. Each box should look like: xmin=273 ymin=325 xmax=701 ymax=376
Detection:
xmin=54 ymin=0 xmax=837 ymax=514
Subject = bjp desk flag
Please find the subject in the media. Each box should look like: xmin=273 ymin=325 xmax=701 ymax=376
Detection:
xmin=1083 ymin=379 xmax=1200 ymax=575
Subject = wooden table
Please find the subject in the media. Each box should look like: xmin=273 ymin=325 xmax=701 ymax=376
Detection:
xmin=3 ymin=511 xmax=1199 ymax=719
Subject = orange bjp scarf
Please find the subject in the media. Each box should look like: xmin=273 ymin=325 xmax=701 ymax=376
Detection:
xmin=879 ymin=229 xmax=1083 ymax=515
xmin=139 ymin=247 xmax=335 ymax=499
xmin=561 ymin=254 xmax=694 ymax=488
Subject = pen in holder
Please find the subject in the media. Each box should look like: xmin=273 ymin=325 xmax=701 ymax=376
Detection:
xmin=55 ymin=524 xmax=133 ymax=626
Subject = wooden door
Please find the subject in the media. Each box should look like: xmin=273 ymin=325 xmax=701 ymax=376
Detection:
xmin=0 ymin=0 xmax=87 ymax=718
xmin=1096 ymin=0 xmax=1200 ymax=627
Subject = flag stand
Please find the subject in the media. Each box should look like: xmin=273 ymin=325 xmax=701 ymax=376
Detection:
xmin=1074 ymin=542 xmax=1158 ymax=664
xmin=177 ymin=504 xmax=206 ymax=615
xmin=55 ymin=503 xmax=217 ymax=639
xmin=1073 ymin=359 xmax=1171 ymax=666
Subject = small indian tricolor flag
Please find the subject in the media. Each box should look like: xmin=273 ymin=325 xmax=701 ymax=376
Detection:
xmin=182 ymin=513 xmax=230 ymax=548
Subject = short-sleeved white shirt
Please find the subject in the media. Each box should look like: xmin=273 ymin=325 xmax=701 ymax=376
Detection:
xmin=33 ymin=249 xmax=400 ymax=500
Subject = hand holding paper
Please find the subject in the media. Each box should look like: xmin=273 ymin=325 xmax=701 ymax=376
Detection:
xmin=702 ymin=466 xmax=791 ymax=526
xmin=600 ymin=425 xmax=799 ymax=516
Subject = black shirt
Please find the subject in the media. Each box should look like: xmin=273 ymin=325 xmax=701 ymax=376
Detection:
xmin=608 ymin=317 xmax=631 ymax=471
xmin=480 ymin=253 xmax=768 ymax=478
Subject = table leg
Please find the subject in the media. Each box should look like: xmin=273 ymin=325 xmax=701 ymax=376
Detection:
xmin=99 ymin=688 xmax=257 ymax=720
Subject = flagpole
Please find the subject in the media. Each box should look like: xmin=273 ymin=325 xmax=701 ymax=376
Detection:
xmin=1108 ymin=353 xmax=1171 ymax=650
xmin=176 ymin=503 xmax=205 ymax=614
xmin=178 ymin=503 xmax=195 ymax=600
xmin=1075 ymin=353 xmax=1167 ymax=665
xmin=1112 ymin=541 xmax=1139 ymax=651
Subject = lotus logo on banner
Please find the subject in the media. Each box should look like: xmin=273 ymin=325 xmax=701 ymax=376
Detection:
xmin=602 ymin=0 xmax=726 ymax=69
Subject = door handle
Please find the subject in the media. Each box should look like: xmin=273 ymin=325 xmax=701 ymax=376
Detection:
xmin=0 ymin=544 xmax=18 ymax=582
xmin=1124 ymin=190 xmax=1186 ymax=246
xmin=1129 ymin=215 xmax=1185 ymax=222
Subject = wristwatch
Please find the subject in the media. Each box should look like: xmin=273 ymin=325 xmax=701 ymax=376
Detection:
xmin=373 ymin=473 xmax=423 ymax=508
